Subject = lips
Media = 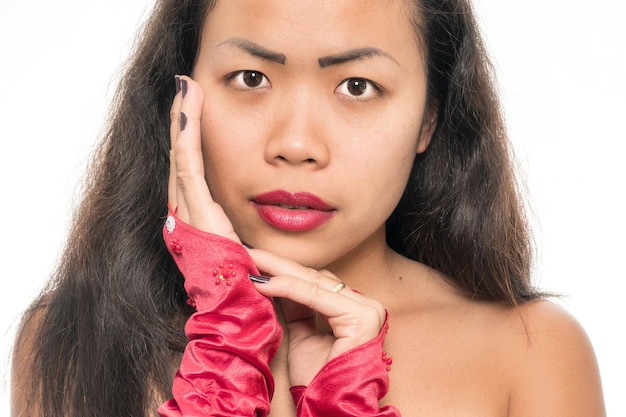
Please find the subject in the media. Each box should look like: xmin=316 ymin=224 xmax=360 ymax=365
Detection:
xmin=251 ymin=190 xmax=336 ymax=232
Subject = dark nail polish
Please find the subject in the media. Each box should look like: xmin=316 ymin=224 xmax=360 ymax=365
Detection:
xmin=249 ymin=273 xmax=271 ymax=283
xmin=180 ymin=112 xmax=187 ymax=131
xmin=175 ymin=76 xmax=181 ymax=95
xmin=181 ymin=78 xmax=188 ymax=98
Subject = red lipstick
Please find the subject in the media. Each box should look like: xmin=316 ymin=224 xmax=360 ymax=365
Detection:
xmin=251 ymin=190 xmax=336 ymax=232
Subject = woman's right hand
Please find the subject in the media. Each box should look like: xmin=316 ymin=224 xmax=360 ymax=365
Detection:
xmin=168 ymin=75 xmax=239 ymax=243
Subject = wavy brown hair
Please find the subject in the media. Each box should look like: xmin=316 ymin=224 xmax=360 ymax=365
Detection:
xmin=387 ymin=0 xmax=538 ymax=304
xmin=13 ymin=0 xmax=539 ymax=416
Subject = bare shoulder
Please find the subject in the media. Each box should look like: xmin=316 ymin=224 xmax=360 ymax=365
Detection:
xmin=382 ymin=258 xmax=606 ymax=416
xmin=503 ymin=299 xmax=606 ymax=417
xmin=11 ymin=298 xmax=47 ymax=417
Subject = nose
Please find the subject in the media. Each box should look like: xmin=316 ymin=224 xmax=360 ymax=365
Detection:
xmin=264 ymin=91 xmax=330 ymax=168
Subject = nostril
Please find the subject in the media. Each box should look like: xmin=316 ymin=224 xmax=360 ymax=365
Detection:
xmin=275 ymin=155 xmax=316 ymax=164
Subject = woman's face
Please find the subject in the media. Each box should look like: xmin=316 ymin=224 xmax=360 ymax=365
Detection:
xmin=193 ymin=0 xmax=432 ymax=269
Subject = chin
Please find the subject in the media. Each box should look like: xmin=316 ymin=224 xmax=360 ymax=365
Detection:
xmin=249 ymin=233 xmax=340 ymax=269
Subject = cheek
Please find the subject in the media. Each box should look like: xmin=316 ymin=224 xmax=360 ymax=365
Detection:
xmin=358 ymin=109 xmax=422 ymax=173
xmin=200 ymin=92 xmax=271 ymax=164
xmin=373 ymin=116 xmax=422 ymax=199
xmin=372 ymin=145 xmax=415 ymax=208
xmin=345 ymin=123 xmax=419 ymax=218
xmin=199 ymin=101 xmax=252 ymax=202
xmin=200 ymin=107 xmax=225 ymax=186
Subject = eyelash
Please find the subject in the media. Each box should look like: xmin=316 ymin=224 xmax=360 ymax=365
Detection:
xmin=224 ymin=70 xmax=383 ymax=100
xmin=225 ymin=70 xmax=271 ymax=90
xmin=335 ymin=78 xmax=383 ymax=101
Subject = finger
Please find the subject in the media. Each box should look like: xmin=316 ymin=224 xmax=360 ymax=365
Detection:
xmin=250 ymin=249 xmax=386 ymax=358
xmin=277 ymin=296 xmax=320 ymax=346
xmin=249 ymin=249 xmax=342 ymax=289
xmin=278 ymin=298 xmax=318 ymax=343
xmin=250 ymin=249 xmax=384 ymax=317
xmin=251 ymin=254 xmax=360 ymax=318
xmin=173 ymin=76 xmax=209 ymax=223
xmin=262 ymin=275 xmax=385 ymax=358
xmin=255 ymin=272 xmax=357 ymax=318
xmin=168 ymin=76 xmax=183 ymax=211
xmin=171 ymin=76 xmax=239 ymax=241
xmin=280 ymin=298 xmax=316 ymax=324
xmin=249 ymin=248 xmax=368 ymax=305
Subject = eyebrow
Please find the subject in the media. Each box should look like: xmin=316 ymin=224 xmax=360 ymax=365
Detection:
xmin=318 ymin=47 xmax=399 ymax=68
xmin=216 ymin=38 xmax=398 ymax=68
xmin=217 ymin=38 xmax=286 ymax=65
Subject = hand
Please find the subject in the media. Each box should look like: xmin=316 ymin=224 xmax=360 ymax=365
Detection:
xmin=169 ymin=75 xmax=386 ymax=388
xmin=168 ymin=75 xmax=239 ymax=242
xmin=249 ymin=249 xmax=387 ymax=387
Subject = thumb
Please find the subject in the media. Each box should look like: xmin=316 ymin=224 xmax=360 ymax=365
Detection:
xmin=279 ymin=298 xmax=317 ymax=344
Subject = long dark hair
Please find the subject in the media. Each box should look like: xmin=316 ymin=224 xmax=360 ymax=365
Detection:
xmin=387 ymin=0 xmax=538 ymax=304
xmin=14 ymin=0 xmax=538 ymax=415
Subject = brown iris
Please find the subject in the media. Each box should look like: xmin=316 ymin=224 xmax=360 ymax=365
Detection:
xmin=242 ymin=71 xmax=264 ymax=87
xmin=346 ymin=78 xmax=368 ymax=96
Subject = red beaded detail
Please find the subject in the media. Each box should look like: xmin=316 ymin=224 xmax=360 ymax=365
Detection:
xmin=186 ymin=298 xmax=196 ymax=308
xmin=213 ymin=263 xmax=235 ymax=286
xmin=382 ymin=351 xmax=393 ymax=372
xmin=171 ymin=239 xmax=183 ymax=255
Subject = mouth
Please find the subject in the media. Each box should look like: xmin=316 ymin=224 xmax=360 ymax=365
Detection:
xmin=274 ymin=204 xmax=312 ymax=210
xmin=250 ymin=190 xmax=336 ymax=232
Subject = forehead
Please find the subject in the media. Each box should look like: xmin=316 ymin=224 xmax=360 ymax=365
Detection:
xmin=201 ymin=0 xmax=420 ymax=64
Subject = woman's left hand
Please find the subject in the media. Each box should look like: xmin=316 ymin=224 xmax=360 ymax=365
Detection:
xmin=247 ymin=248 xmax=387 ymax=387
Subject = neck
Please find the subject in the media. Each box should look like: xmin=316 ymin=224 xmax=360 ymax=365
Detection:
xmin=324 ymin=226 xmax=456 ymax=315
xmin=325 ymin=226 xmax=403 ymax=297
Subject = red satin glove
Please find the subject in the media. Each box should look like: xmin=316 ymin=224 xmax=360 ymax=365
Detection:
xmin=290 ymin=316 xmax=401 ymax=416
xmin=158 ymin=214 xmax=283 ymax=417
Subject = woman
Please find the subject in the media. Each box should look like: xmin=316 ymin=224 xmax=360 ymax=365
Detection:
xmin=12 ymin=0 xmax=605 ymax=416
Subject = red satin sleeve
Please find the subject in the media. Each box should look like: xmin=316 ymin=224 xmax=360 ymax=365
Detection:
xmin=290 ymin=316 xmax=401 ymax=416
xmin=158 ymin=214 xmax=283 ymax=417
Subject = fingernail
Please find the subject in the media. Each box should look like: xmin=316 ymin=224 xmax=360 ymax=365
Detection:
xmin=180 ymin=112 xmax=187 ymax=131
xmin=174 ymin=75 xmax=181 ymax=95
xmin=181 ymin=78 xmax=188 ymax=98
xmin=249 ymin=273 xmax=271 ymax=283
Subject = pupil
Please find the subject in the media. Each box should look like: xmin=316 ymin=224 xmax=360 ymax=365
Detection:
xmin=243 ymin=71 xmax=262 ymax=87
xmin=347 ymin=78 xmax=367 ymax=96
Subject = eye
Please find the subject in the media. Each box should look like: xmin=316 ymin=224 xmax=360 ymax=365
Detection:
xmin=227 ymin=70 xmax=271 ymax=90
xmin=335 ymin=78 xmax=381 ymax=100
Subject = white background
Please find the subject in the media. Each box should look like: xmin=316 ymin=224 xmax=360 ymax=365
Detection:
xmin=1 ymin=1 xmax=624 ymax=416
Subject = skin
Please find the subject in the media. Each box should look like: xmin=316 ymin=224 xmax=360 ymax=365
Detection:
xmin=170 ymin=0 xmax=606 ymax=416
xmin=193 ymin=0 xmax=430 ymax=272
xmin=7 ymin=1 xmax=605 ymax=416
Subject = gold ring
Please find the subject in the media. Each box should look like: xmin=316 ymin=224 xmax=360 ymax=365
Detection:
xmin=331 ymin=282 xmax=346 ymax=293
